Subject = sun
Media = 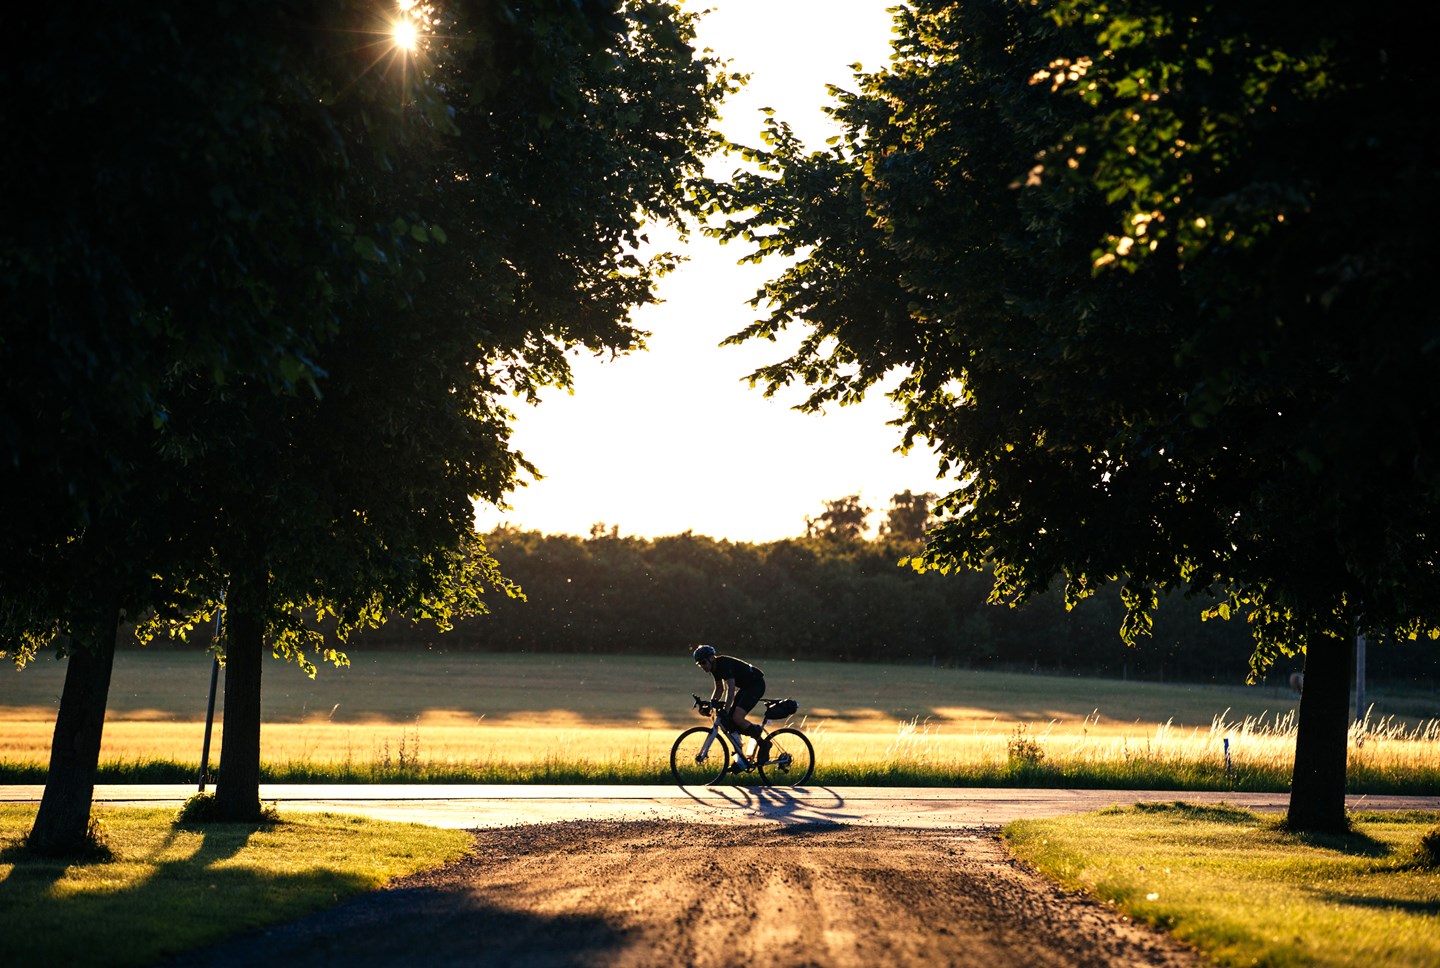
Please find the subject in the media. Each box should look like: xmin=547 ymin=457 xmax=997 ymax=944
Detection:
xmin=391 ymin=0 xmax=426 ymax=52
xmin=392 ymin=17 xmax=419 ymax=52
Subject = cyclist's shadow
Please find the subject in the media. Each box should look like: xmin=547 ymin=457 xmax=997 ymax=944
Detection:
xmin=697 ymin=785 xmax=860 ymax=827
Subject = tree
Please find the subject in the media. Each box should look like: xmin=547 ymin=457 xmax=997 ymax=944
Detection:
xmin=805 ymin=495 xmax=873 ymax=543
xmin=880 ymin=491 xmax=938 ymax=546
xmin=702 ymin=0 xmax=1439 ymax=832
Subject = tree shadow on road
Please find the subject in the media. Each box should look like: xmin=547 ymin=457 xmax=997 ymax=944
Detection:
xmin=167 ymin=881 xmax=627 ymax=968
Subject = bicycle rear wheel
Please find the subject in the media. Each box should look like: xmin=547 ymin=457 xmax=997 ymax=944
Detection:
xmin=670 ymin=726 xmax=728 ymax=786
xmin=758 ymin=727 xmax=814 ymax=786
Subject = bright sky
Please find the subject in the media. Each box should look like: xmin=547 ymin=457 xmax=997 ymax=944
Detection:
xmin=476 ymin=0 xmax=942 ymax=543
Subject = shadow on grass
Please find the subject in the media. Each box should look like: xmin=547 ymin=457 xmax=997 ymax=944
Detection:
xmin=0 ymin=821 xmax=371 ymax=968
xmin=1314 ymin=891 xmax=1440 ymax=917
xmin=1285 ymin=826 xmax=1393 ymax=858
xmin=1128 ymin=801 xmax=1260 ymax=823
xmin=1103 ymin=801 xmax=1401 ymax=858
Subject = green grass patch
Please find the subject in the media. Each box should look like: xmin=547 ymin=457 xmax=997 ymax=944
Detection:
xmin=812 ymin=758 xmax=1301 ymax=790
xmin=0 ymin=756 xmax=1321 ymax=789
xmin=1004 ymin=803 xmax=1440 ymax=968
xmin=0 ymin=757 xmax=1434 ymax=794
xmin=3 ymin=755 xmax=1435 ymax=795
xmin=0 ymin=804 xmax=470 ymax=968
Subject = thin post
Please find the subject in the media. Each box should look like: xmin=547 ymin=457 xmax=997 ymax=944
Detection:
xmin=1354 ymin=629 xmax=1367 ymax=723
xmin=198 ymin=605 xmax=224 ymax=792
xmin=198 ymin=659 xmax=219 ymax=792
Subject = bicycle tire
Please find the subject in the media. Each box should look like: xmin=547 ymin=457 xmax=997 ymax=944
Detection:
xmin=670 ymin=726 xmax=728 ymax=786
xmin=758 ymin=727 xmax=815 ymax=786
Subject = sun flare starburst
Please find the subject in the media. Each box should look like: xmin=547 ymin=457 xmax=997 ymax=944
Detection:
xmin=390 ymin=0 xmax=427 ymax=53
xmin=392 ymin=17 xmax=419 ymax=52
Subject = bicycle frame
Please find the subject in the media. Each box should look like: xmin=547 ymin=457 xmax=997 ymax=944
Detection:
xmin=693 ymin=712 xmax=761 ymax=771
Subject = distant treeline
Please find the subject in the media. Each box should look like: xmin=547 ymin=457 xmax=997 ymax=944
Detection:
xmin=346 ymin=528 xmax=1439 ymax=687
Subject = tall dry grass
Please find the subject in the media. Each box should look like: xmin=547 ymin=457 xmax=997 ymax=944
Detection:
xmin=1 ymin=705 xmax=1434 ymax=790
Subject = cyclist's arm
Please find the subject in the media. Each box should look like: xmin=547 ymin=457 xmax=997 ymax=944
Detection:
xmin=720 ymin=678 xmax=737 ymax=711
xmin=709 ymin=677 xmax=725 ymax=704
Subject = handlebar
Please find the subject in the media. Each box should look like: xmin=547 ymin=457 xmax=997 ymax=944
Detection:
xmin=692 ymin=694 xmax=722 ymax=717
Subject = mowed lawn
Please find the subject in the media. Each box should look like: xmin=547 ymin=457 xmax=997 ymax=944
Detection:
xmin=3 ymin=650 xmax=1437 ymax=781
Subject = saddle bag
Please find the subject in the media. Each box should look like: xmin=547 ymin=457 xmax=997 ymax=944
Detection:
xmin=764 ymin=698 xmax=798 ymax=721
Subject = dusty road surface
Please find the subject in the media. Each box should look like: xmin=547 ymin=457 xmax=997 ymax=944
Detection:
xmin=168 ymin=820 xmax=1207 ymax=968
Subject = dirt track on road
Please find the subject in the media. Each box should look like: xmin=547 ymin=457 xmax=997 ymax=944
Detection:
xmin=168 ymin=820 xmax=1208 ymax=968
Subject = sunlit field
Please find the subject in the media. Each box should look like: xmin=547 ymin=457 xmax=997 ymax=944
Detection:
xmin=3 ymin=651 xmax=1437 ymax=789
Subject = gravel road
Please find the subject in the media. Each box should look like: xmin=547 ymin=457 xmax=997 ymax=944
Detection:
xmin=165 ymin=820 xmax=1208 ymax=968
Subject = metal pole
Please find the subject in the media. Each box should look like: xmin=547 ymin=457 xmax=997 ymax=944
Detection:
xmin=198 ymin=659 xmax=219 ymax=792
xmin=198 ymin=605 xmax=224 ymax=792
xmin=1354 ymin=629 xmax=1367 ymax=724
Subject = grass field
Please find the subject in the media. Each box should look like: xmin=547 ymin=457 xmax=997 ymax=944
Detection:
xmin=1005 ymin=803 xmax=1440 ymax=968
xmin=3 ymin=651 xmax=1438 ymax=789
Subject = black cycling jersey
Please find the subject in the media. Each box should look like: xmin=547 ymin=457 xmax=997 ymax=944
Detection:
xmin=711 ymin=654 xmax=764 ymax=689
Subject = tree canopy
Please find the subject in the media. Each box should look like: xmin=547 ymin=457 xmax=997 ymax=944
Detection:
xmin=372 ymin=520 xmax=1298 ymax=687
xmin=701 ymin=0 xmax=1438 ymax=831
xmin=2 ymin=0 xmax=733 ymax=839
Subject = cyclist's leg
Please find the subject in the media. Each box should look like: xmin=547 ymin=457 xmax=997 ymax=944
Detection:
xmin=729 ymin=683 xmax=763 ymax=731
xmin=731 ymin=683 xmax=770 ymax=761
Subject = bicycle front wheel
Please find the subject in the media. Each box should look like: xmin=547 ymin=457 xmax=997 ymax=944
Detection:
xmin=670 ymin=726 xmax=728 ymax=786
xmin=759 ymin=727 xmax=815 ymax=786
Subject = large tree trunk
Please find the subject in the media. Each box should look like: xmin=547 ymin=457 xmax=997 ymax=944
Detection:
xmin=214 ymin=566 xmax=267 ymax=822
xmin=1286 ymin=628 xmax=1352 ymax=833
xmin=28 ymin=606 xmax=120 ymax=853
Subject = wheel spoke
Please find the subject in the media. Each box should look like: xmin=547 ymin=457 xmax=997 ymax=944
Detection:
xmin=670 ymin=726 xmax=728 ymax=786
xmin=758 ymin=728 xmax=814 ymax=786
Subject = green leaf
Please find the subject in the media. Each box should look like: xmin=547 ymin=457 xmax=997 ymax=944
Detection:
xmin=277 ymin=354 xmax=308 ymax=387
xmin=353 ymin=236 xmax=387 ymax=264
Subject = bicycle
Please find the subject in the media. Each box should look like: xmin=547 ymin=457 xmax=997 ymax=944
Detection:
xmin=670 ymin=694 xmax=815 ymax=787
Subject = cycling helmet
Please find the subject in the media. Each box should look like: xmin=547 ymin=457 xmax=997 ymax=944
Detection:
xmin=692 ymin=644 xmax=717 ymax=665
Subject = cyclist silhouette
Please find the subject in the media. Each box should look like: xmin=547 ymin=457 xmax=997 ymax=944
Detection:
xmin=691 ymin=644 xmax=770 ymax=763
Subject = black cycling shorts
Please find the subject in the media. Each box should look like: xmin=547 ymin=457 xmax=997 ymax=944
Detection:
xmin=733 ymin=680 xmax=765 ymax=713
